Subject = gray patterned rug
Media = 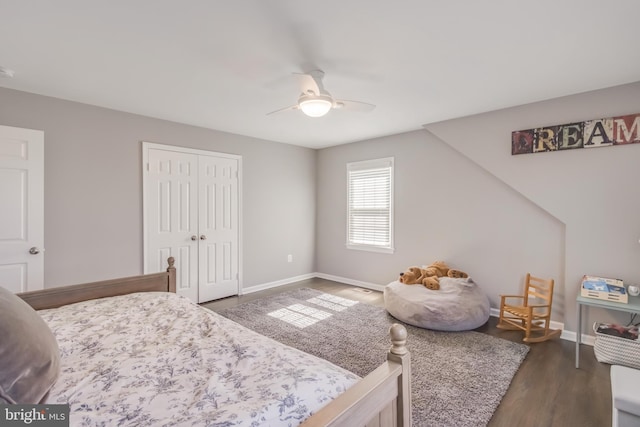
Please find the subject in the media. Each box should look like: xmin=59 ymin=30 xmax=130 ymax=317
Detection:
xmin=218 ymin=288 xmax=529 ymax=427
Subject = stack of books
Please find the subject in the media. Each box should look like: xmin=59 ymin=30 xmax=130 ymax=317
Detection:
xmin=581 ymin=275 xmax=628 ymax=303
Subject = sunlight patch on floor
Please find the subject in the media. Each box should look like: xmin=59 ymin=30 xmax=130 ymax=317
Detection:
xmin=267 ymin=293 xmax=358 ymax=328
xmin=306 ymin=293 xmax=359 ymax=312
xmin=267 ymin=303 xmax=332 ymax=328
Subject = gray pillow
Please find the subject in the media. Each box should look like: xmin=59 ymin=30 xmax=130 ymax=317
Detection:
xmin=0 ymin=286 xmax=60 ymax=404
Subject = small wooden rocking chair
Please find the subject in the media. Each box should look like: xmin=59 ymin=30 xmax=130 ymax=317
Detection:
xmin=497 ymin=273 xmax=561 ymax=343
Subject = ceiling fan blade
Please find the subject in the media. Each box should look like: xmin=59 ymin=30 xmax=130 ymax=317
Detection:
xmin=266 ymin=104 xmax=299 ymax=115
xmin=334 ymin=99 xmax=376 ymax=112
xmin=293 ymin=72 xmax=321 ymax=95
xmin=269 ymin=70 xmax=372 ymax=117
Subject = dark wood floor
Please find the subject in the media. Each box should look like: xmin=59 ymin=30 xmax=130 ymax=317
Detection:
xmin=202 ymin=278 xmax=612 ymax=427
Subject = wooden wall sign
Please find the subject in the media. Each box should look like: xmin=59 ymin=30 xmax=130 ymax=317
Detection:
xmin=512 ymin=113 xmax=640 ymax=155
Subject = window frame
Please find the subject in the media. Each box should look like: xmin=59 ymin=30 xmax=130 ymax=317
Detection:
xmin=345 ymin=157 xmax=394 ymax=254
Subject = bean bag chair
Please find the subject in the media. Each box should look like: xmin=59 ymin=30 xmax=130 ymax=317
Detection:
xmin=384 ymin=277 xmax=490 ymax=331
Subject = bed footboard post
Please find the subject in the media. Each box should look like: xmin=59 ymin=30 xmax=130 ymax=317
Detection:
xmin=387 ymin=324 xmax=412 ymax=427
xmin=166 ymin=257 xmax=176 ymax=293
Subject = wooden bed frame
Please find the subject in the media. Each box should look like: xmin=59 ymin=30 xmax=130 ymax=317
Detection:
xmin=18 ymin=257 xmax=411 ymax=427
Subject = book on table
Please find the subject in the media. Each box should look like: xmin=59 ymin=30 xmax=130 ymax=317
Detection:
xmin=581 ymin=275 xmax=628 ymax=303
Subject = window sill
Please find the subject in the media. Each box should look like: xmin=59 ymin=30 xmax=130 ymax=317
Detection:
xmin=346 ymin=244 xmax=394 ymax=254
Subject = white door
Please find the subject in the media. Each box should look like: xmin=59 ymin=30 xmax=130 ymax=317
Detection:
xmin=197 ymin=155 xmax=239 ymax=302
xmin=0 ymin=125 xmax=44 ymax=293
xmin=145 ymin=148 xmax=199 ymax=301
xmin=143 ymin=143 xmax=240 ymax=303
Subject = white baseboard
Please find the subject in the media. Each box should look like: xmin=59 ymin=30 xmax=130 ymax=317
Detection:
xmin=244 ymin=273 xmax=594 ymax=346
xmin=559 ymin=330 xmax=596 ymax=346
xmin=240 ymin=273 xmax=316 ymax=295
xmin=313 ymin=273 xmax=387 ymax=292
xmin=243 ymin=272 xmax=386 ymax=294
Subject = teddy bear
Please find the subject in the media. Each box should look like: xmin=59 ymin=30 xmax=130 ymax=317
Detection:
xmin=398 ymin=266 xmax=441 ymax=290
xmin=398 ymin=261 xmax=469 ymax=290
xmin=424 ymin=260 xmax=469 ymax=280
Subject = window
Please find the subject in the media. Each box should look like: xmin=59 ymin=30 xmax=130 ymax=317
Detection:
xmin=346 ymin=157 xmax=394 ymax=253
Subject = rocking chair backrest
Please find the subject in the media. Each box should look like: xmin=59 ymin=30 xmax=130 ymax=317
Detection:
xmin=525 ymin=273 xmax=555 ymax=312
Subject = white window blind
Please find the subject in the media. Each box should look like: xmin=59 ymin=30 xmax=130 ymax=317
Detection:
xmin=346 ymin=157 xmax=394 ymax=253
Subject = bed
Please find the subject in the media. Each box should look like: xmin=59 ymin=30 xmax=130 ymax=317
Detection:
xmin=5 ymin=258 xmax=411 ymax=427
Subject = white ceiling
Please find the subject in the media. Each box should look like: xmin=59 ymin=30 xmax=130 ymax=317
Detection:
xmin=1 ymin=1 xmax=639 ymax=149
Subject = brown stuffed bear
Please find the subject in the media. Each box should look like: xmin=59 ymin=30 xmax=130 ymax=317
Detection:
xmin=424 ymin=260 xmax=469 ymax=280
xmin=398 ymin=267 xmax=423 ymax=284
xmin=398 ymin=260 xmax=469 ymax=291
xmin=398 ymin=266 xmax=441 ymax=290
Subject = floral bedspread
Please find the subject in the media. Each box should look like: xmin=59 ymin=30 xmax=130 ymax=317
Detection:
xmin=39 ymin=292 xmax=359 ymax=426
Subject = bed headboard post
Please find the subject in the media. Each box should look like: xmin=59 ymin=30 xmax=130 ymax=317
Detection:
xmin=388 ymin=324 xmax=412 ymax=427
xmin=167 ymin=257 xmax=176 ymax=293
xmin=389 ymin=323 xmax=408 ymax=355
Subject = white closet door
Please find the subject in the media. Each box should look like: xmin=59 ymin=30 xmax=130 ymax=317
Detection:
xmin=145 ymin=148 xmax=199 ymax=302
xmin=197 ymin=155 xmax=239 ymax=302
xmin=144 ymin=142 xmax=241 ymax=304
xmin=0 ymin=125 xmax=44 ymax=293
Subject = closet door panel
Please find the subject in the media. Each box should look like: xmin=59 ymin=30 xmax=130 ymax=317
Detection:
xmin=197 ymin=155 xmax=239 ymax=302
xmin=145 ymin=149 xmax=199 ymax=302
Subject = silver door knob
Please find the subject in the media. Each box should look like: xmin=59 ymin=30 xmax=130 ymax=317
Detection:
xmin=29 ymin=247 xmax=40 ymax=255
xmin=200 ymin=235 xmax=207 ymax=240
xmin=191 ymin=235 xmax=197 ymax=241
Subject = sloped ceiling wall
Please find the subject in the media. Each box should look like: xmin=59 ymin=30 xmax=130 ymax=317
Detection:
xmin=424 ymin=81 xmax=640 ymax=332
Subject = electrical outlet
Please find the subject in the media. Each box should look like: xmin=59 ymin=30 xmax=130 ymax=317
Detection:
xmin=287 ymin=254 xmax=293 ymax=263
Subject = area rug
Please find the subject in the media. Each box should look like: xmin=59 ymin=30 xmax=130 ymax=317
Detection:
xmin=218 ymin=288 xmax=529 ymax=427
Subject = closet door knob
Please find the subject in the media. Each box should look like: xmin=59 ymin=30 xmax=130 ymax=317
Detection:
xmin=200 ymin=235 xmax=207 ymax=240
xmin=191 ymin=235 xmax=197 ymax=241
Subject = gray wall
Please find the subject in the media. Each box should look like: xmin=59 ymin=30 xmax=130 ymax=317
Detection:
xmin=317 ymin=81 xmax=640 ymax=334
xmin=0 ymin=87 xmax=316 ymax=288
xmin=316 ymin=130 xmax=565 ymax=317
xmin=426 ymin=81 xmax=640 ymax=332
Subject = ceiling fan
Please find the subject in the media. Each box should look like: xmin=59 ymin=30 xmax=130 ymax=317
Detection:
xmin=267 ymin=70 xmax=375 ymax=118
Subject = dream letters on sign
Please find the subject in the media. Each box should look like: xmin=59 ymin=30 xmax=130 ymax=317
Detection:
xmin=511 ymin=113 xmax=640 ymax=155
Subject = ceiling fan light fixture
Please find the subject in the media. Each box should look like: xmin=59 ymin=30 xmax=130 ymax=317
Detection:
xmin=299 ymin=94 xmax=333 ymax=117
xmin=266 ymin=71 xmax=375 ymax=117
